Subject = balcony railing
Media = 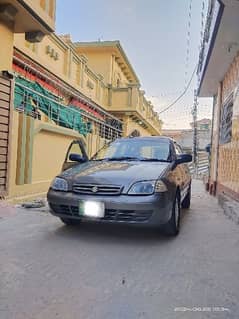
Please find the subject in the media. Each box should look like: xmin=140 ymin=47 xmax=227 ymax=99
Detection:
xmin=108 ymin=86 xmax=161 ymax=133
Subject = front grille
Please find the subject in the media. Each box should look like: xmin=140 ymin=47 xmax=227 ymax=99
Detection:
xmin=72 ymin=183 xmax=122 ymax=195
xmin=50 ymin=204 xmax=76 ymax=216
xmin=50 ymin=204 xmax=152 ymax=223
xmin=104 ymin=209 xmax=153 ymax=222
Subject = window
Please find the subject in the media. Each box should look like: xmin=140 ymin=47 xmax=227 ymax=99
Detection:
xmin=220 ymin=99 xmax=233 ymax=144
xmin=129 ymin=129 xmax=140 ymax=137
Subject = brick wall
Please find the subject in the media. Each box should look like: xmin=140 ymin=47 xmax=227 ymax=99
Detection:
xmin=215 ymin=52 xmax=239 ymax=199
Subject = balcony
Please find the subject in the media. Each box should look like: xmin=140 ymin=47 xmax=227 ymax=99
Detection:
xmin=0 ymin=0 xmax=55 ymax=34
xmin=107 ymin=85 xmax=162 ymax=134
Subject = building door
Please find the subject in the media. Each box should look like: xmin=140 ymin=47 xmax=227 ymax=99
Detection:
xmin=0 ymin=75 xmax=13 ymax=198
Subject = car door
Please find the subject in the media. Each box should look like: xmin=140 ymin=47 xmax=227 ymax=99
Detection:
xmin=62 ymin=139 xmax=88 ymax=172
xmin=174 ymin=143 xmax=191 ymax=199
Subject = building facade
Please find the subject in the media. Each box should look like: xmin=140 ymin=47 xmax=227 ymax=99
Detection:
xmin=1 ymin=13 xmax=161 ymax=200
xmin=0 ymin=0 xmax=55 ymax=70
xmin=162 ymin=119 xmax=212 ymax=151
xmin=198 ymin=0 xmax=239 ymax=205
xmin=163 ymin=120 xmax=212 ymax=177
xmin=0 ymin=0 xmax=56 ymax=198
xmin=74 ymin=41 xmax=162 ymax=137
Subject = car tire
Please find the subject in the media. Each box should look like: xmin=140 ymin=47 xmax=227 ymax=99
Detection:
xmin=162 ymin=194 xmax=180 ymax=236
xmin=181 ymin=185 xmax=191 ymax=209
xmin=60 ymin=218 xmax=81 ymax=226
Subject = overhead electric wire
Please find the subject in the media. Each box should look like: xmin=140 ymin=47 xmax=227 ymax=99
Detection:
xmin=184 ymin=0 xmax=193 ymax=88
xmin=158 ymin=65 xmax=197 ymax=115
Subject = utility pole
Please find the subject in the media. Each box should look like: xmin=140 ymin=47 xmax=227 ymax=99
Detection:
xmin=192 ymin=89 xmax=198 ymax=176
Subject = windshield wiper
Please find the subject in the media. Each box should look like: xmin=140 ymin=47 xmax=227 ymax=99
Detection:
xmin=104 ymin=156 xmax=142 ymax=161
xmin=139 ymin=158 xmax=171 ymax=162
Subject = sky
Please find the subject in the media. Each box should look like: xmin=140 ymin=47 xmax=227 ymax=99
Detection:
xmin=56 ymin=0 xmax=213 ymax=129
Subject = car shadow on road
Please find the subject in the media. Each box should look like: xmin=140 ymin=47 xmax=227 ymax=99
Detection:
xmin=48 ymin=212 xmax=194 ymax=246
xmin=51 ymin=220 xmax=176 ymax=245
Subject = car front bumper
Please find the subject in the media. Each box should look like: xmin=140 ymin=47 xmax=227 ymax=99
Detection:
xmin=47 ymin=190 xmax=173 ymax=226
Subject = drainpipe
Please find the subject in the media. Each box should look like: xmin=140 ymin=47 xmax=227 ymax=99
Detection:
xmin=206 ymin=94 xmax=216 ymax=191
xmin=212 ymin=81 xmax=222 ymax=196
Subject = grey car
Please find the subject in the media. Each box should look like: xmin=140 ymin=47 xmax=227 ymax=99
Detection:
xmin=47 ymin=136 xmax=192 ymax=236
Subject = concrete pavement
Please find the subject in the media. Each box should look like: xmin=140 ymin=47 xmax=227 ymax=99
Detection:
xmin=0 ymin=180 xmax=239 ymax=319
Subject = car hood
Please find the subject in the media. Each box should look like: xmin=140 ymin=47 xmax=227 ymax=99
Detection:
xmin=60 ymin=160 xmax=170 ymax=191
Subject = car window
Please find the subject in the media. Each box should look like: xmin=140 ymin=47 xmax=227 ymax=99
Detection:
xmin=92 ymin=139 xmax=171 ymax=161
xmin=140 ymin=146 xmax=152 ymax=157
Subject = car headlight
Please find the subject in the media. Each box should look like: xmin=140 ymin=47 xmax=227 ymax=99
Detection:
xmin=128 ymin=180 xmax=167 ymax=195
xmin=50 ymin=177 xmax=68 ymax=191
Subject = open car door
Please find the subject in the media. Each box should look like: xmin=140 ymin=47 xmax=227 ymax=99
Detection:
xmin=62 ymin=139 xmax=88 ymax=172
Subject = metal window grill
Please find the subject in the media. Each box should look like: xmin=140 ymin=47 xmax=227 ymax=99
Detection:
xmin=14 ymin=76 xmax=122 ymax=140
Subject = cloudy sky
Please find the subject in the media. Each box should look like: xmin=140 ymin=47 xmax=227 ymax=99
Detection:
xmin=56 ymin=0 xmax=213 ymax=129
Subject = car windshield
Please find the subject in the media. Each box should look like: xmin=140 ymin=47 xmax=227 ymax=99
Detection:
xmin=91 ymin=139 xmax=171 ymax=162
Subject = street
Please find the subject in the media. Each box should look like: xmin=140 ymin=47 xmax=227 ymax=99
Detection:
xmin=0 ymin=180 xmax=239 ymax=319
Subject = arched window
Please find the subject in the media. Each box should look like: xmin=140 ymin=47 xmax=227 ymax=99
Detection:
xmin=129 ymin=129 xmax=141 ymax=137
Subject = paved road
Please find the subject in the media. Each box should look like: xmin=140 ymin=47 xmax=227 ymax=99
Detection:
xmin=1 ymin=180 xmax=239 ymax=319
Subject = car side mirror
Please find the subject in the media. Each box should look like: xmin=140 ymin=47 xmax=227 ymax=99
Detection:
xmin=69 ymin=153 xmax=87 ymax=163
xmin=175 ymin=154 xmax=192 ymax=165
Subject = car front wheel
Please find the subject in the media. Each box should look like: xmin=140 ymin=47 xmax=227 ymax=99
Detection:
xmin=162 ymin=194 xmax=180 ymax=236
